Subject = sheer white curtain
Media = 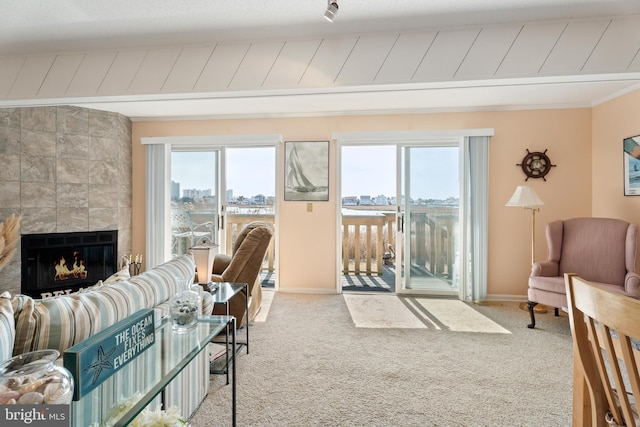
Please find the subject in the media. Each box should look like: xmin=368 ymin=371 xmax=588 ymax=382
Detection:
xmin=145 ymin=143 xmax=171 ymax=269
xmin=463 ymin=136 xmax=490 ymax=302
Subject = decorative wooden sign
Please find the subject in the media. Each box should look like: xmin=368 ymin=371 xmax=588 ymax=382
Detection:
xmin=63 ymin=309 xmax=155 ymax=400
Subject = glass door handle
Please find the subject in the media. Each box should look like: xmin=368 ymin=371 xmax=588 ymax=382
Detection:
xmin=397 ymin=214 xmax=404 ymax=233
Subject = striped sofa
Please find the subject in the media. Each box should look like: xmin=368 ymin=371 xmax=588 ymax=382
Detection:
xmin=0 ymin=254 xmax=215 ymax=421
xmin=9 ymin=254 xmax=213 ymax=357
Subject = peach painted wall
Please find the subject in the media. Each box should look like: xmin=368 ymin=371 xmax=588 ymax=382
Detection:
xmin=592 ymin=89 xmax=640 ymax=272
xmin=132 ymin=107 xmax=595 ymax=298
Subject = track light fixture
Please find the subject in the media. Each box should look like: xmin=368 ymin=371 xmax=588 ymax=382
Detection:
xmin=324 ymin=1 xmax=339 ymax=22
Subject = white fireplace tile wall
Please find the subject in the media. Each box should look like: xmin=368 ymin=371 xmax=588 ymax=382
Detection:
xmin=0 ymin=105 xmax=132 ymax=296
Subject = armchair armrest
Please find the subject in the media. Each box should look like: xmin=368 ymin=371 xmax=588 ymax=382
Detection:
xmin=212 ymin=254 xmax=232 ymax=275
xmin=625 ymin=272 xmax=640 ymax=297
xmin=531 ymin=261 xmax=559 ymax=277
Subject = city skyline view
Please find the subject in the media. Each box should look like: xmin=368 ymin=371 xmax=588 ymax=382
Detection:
xmin=171 ymin=145 xmax=459 ymax=202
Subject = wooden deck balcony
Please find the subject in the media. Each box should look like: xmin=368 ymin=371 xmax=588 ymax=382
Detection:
xmin=180 ymin=206 xmax=457 ymax=280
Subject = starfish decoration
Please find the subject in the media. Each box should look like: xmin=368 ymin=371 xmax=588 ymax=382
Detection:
xmin=84 ymin=345 xmax=116 ymax=385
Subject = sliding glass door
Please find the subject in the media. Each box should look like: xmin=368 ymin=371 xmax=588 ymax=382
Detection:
xmin=170 ymin=149 xmax=221 ymax=257
xmin=396 ymin=144 xmax=461 ymax=296
xmin=339 ymin=140 xmax=463 ymax=297
xmin=169 ymin=144 xmax=276 ymax=285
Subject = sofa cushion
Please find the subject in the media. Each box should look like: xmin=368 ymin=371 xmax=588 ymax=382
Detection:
xmin=102 ymin=265 xmax=131 ymax=285
xmin=125 ymin=254 xmax=196 ymax=307
xmin=0 ymin=292 xmax=14 ymax=361
xmin=11 ymin=281 xmax=147 ymax=356
xmin=529 ymin=275 xmax=628 ymax=296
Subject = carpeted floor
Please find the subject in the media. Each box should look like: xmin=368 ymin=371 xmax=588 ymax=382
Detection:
xmin=190 ymin=290 xmax=573 ymax=427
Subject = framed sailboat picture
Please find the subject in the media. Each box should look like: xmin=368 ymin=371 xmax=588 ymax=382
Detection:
xmin=285 ymin=141 xmax=329 ymax=201
xmin=624 ymin=135 xmax=640 ymax=196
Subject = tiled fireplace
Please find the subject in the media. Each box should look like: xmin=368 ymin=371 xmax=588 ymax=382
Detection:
xmin=21 ymin=230 xmax=118 ymax=298
xmin=0 ymin=105 xmax=132 ymax=296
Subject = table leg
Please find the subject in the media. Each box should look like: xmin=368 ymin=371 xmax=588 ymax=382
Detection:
xmin=225 ymin=301 xmax=230 ymax=385
xmin=245 ymin=283 xmax=249 ymax=354
xmin=232 ymin=317 xmax=236 ymax=427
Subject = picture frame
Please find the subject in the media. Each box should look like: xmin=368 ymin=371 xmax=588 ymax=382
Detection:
xmin=624 ymin=135 xmax=640 ymax=196
xmin=285 ymin=141 xmax=329 ymax=201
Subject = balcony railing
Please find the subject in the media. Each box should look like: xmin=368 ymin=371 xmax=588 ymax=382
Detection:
xmin=342 ymin=212 xmax=395 ymax=276
xmin=176 ymin=206 xmax=456 ymax=279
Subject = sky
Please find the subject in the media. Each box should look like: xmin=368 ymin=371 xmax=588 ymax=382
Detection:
xmin=171 ymin=145 xmax=459 ymax=200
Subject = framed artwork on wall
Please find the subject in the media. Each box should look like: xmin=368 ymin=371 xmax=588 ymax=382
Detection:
xmin=284 ymin=141 xmax=329 ymax=201
xmin=624 ymin=136 xmax=640 ymax=196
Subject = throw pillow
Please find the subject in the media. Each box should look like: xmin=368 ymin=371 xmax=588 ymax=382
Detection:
xmin=103 ymin=265 xmax=131 ymax=285
xmin=0 ymin=292 xmax=14 ymax=361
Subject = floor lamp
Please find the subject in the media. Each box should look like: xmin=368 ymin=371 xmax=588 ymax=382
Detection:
xmin=505 ymin=185 xmax=546 ymax=313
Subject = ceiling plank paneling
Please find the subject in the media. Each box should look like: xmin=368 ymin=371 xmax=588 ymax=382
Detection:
xmin=263 ymin=39 xmax=322 ymax=89
xmin=66 ymin=52 xmax=117 ymax=96
xmin=8 ymin=56 xmax=55 ymax=99
xmin=128 ymin=48 xmax=181 ymax=94
xmin=299 ymin=36 xmax=359 ymax=87
xmin=628 ymin=48 xmax=640 ymax=72
xmin=413 ymin=29 xmax=479 ymax=82
xmin=584 ymin=16 xmax=640 ymax=72
xmin=1 ymin=8 xmax=640 ymax=115
xmin=496 ymin=22 xmax=565 ymax=77
xmin=193 ymin=43 xmax=250 ymax=92
xmin=540 ymin=19 xmax=609 ymax=74
xmin=335 ymin=34 xmax=398 ymax=85
xmin=229 ymin=42 xmax=284 ymax=89
xmin=0 ymin=57 xmax=25 ymax=98
xmin=162 ymin=46 xmax=214 ymax=94
xmin=375 ymin=31 xmax=437 ymax=84
xmin=98 ymin=50 xmax=147 ymax=95
xmin=38 ymin=54 xmax=84 ymax=98
xmin=456 ymin=25 xmax=521 ymax=79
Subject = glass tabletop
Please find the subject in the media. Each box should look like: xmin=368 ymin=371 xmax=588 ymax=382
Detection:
xmin=72 ymin=315 xmax=231 ymax=427
xmin=209 ymin=282 xmax=247 ymax=304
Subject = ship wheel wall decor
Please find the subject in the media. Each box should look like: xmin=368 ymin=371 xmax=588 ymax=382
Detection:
xmin=517 ymin=149 xmax=556 ymax=181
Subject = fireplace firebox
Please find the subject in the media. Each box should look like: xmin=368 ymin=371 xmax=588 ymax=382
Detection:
xmin=21 ymin=230 xmax=118 ymax=298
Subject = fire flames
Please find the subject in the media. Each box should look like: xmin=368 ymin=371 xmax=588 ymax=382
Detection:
xmin=54 ymin=251 xmax=88 ymax=281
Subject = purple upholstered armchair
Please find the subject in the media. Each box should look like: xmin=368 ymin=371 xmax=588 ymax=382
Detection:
xmin=526 ymin=217 xmax=639 ymax=328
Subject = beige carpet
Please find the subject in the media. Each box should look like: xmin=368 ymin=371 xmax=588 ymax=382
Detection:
xmin=254 ymin=289 xmax=274 ymax=323
xmin=344 ymin=294 xmax=510 ymax=334
xmin=411 ymin=298 xmax=511 ymax=334
xmin=343 ymin=294 xmax=427 ymax=329
xmin=191 ymin=292 xmax=573 ymax=427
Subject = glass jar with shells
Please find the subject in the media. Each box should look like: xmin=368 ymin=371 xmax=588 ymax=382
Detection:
xmin=0 ymin=349 xmax=74 ymax=405
xmin=169 ymin=276 xmax=202 ymax=333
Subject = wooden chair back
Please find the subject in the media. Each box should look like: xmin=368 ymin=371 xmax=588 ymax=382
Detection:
xmin=565 ymin=273 xmax=640 ymax=426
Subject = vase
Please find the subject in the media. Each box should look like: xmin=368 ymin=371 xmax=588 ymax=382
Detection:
xmin=169 ymin=278 xmax=202 ymax=333
xmin=0 ymin=349 xmax=74 ymax=405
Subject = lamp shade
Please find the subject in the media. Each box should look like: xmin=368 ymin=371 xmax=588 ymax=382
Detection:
xmin=505 ymin=186 xmax=544 ymax=208
xmin=192 ymin=244 xmax=218 ymax=285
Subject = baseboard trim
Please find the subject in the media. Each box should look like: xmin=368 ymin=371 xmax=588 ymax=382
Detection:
xmin=276 ymin=287 xmax=337 ymax=295
xmin=484 ymin=294 xmax=528 ymax=302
